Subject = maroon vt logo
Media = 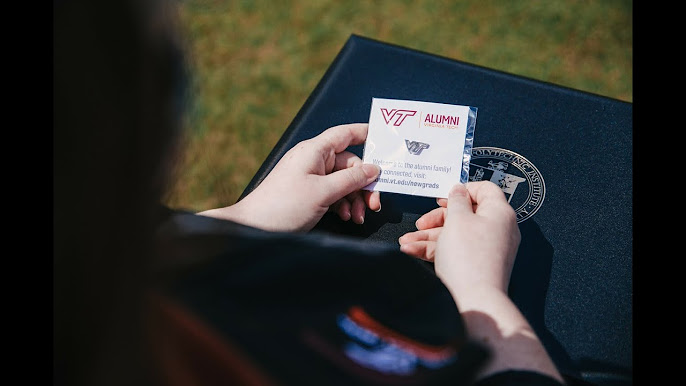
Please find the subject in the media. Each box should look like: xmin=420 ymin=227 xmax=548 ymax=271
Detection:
xmin=381 ymin=108 xmax=417 ymax=126
xmin=405 ymin=139 xmax=430 ymax=155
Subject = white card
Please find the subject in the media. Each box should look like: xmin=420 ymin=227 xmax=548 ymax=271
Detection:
xmin=362 ymin=97 xmax=477 ymax=198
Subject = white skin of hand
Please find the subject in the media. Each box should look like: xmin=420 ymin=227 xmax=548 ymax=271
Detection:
xmin=197 ymin=123 xmax=381 ymax=232
xmin=399 ymin=181 xmax=519 ymax=292
xmin=399 ymin=182 xmax=564 ymax=383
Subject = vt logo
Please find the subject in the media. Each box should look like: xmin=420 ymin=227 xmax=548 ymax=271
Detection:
xmin=381 ymin=108 xmax=417 ymax=126
xmin=405 ymin=139 xmax=430 ymax=155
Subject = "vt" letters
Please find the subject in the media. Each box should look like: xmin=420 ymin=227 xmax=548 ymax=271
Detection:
xmin=405 ymin=140 xmax=430 ymax=155
xmin=381 ymin=108 xmax=417 ymax=126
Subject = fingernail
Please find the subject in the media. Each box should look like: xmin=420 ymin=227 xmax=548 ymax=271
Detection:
xmin=374 ymin=202 xmax=381 ymax=212
xmin=450 ymin=182 xmax=468 ymax=197
xmin=362 ymin=164 xmax=381 ymax=178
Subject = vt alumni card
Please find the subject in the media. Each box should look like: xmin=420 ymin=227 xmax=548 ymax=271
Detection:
xmin=362 ymin=97 xmax=477 ymax=198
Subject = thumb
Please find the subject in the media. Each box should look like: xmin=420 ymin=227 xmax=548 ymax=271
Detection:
xmin=444 ymin=183 xmax=475 ymax=225
xmin=320 ymin=163 xmax=380 ymax=205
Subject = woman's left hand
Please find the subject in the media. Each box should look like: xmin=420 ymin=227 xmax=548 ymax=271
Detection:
xmin=198 ymin=123 xmax=381 ymax=232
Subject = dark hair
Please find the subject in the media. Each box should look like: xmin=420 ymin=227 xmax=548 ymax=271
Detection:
xmin=54 ymin=0 xmax=188 ymax=385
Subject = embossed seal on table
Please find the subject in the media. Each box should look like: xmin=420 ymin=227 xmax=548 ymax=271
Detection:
xmin=469 ymin=147 xmax=545 ymax=223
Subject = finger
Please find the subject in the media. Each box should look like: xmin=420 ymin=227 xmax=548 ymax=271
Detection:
xmin=330 ymin=198 xmax=351 ymax=221
xmin=415 ymin=207 xmax=447 ymax=230
xmin=398 ymin=227 xmax=442 ymax=244
xmin=332 ymin=150 xmax=379 ymax=214
xmin=337 ymin=199 xmax=352 ymax=221
xmin=350 ymin=192 xmax=366 ymax=224
xmin=444 ymin=183 xmax=476 ymax=226
xmin=333 ymin=150 xmax=362 ymax=171
xmin=364 ymin=190 xmax=381 ymax=212
xmin=333 ymin=151 xmax=381 ymax=220
xmin=438 ymin=196 xmax=476 ymax=211
xmin=399 ymin=241 xmax=437 ymax=262
xmin=464 ymin=181 xmax=512 ymax=218
xmin=311 ymin=123 xmax=369 ymax=153
xmin=318 ymin=163 xmax=380 ymax=206
xmin=329 ymin=150 xmax=362 ymax=177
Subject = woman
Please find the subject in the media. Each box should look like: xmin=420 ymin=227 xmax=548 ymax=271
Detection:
xmin=54 ymin=0 xmax=566 ymax=385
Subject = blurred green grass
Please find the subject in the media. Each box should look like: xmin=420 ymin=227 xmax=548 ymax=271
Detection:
xmin=164 ymin=0 xmax=632 ymax=212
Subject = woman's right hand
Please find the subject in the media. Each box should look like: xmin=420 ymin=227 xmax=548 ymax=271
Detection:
xmin=399 ymin=181 xmax=520 ymax=293
xmin=400 ymin=182 xmax=564 ymax=384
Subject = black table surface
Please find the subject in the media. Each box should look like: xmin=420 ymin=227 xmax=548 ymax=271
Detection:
xmin=240 ymin=34 xmax=632 ymax=381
